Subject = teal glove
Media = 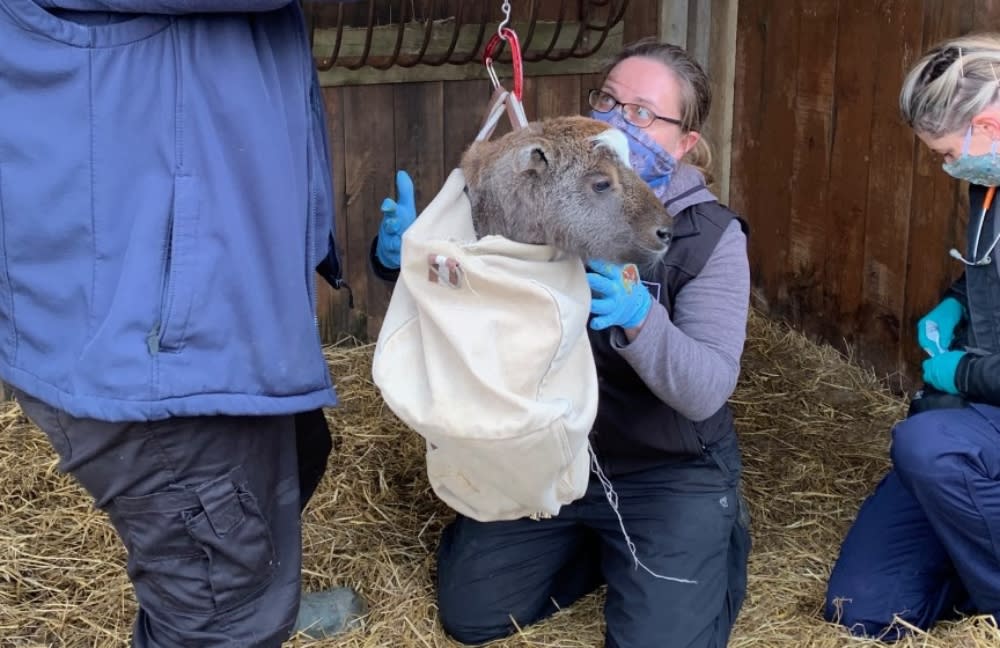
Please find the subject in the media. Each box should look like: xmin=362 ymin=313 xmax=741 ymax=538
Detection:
xmin=922 ymin=350 xmax=965 ymax=395
xmin=586 ymin=260 xmax=653 ymax=331
xmin=375 ymin=170 xmax=417 ymax=269
xmin=917 ymin=297 xmax=964 ymax=357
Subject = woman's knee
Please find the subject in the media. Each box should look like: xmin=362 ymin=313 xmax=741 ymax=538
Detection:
xmin=891 ymin=411 xmax=957 ymax=481
xmin=435 ymin=525 xmax=517 ymax=646
xmin=436 ymin=580 xmax=516 ymax=646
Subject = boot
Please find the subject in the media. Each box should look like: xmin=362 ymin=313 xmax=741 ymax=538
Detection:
xmin=293 ymin=586 xmax=367 ymax=639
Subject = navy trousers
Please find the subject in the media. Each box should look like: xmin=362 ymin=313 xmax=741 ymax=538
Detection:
xmin=825 ymin=404 xmax=1000 ymax=640
xmin=14 ymin=389 xmax=333 ymax=648
xmin=436 ymin=436 xmax=751 ymax=648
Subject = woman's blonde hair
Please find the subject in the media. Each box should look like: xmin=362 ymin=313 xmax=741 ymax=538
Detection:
xmin=602 ymin=38 xmax=715 ymax=185
xmin=900 ymin=32 xmax=1000 ymax=136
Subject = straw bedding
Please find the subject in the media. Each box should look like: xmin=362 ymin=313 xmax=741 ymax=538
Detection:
xmin=1 ymin=310 xmax=998 ymax=647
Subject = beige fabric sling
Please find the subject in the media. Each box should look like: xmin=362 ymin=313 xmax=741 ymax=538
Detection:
xmin=371 ymin=156 xmax=598 ymax=521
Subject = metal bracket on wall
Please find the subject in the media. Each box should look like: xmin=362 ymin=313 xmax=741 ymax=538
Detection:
xmin=304 ymin=0 xmax=629 ymax=86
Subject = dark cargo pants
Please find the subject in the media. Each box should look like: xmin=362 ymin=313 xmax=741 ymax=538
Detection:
xmin=825 ymin=404 xmax=1000 ymax=640
xmin=14 ymin=389 xmax=333 ymax=648
xmin=436 ymin=435 xmax=751 ymax=648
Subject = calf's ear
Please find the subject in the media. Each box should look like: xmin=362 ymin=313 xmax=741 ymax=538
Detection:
xmin=513 ymin=142 xmax=550 ymax=176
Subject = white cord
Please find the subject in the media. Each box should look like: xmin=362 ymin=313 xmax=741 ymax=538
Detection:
xmin=588 ymin=443 xmax=697 ymax=585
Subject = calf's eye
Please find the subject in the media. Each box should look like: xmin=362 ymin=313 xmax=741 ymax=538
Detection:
xmin=592 ymin=180 xmax=612 ymax=193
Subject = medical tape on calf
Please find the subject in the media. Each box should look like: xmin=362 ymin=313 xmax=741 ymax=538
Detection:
xmin=427 ymin=254 xmax=462 ymax=288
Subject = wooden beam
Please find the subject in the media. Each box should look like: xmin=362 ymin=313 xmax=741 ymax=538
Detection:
xmin=315 ymin=20 xmax=624 ymax=87
xmin=659 ymin=0 xmax=690 ymax=47
xmin=706 ymin=0 xmax=739 ymax=203
xmin=686 ymin=0 xmax=712 ymax=72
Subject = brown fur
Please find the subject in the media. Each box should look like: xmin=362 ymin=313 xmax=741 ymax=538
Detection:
xmin=459 ymin=115 xmax=673 ymax=266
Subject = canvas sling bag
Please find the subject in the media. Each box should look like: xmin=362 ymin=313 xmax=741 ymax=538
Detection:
xmin=371 ymin=90 xmax=598 ymax=522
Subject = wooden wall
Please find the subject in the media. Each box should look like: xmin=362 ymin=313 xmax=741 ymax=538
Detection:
xmin=731 ymin=0 xmax=1000 ymax=388
xmin=315 ymin=0 xmax=665 ymax=341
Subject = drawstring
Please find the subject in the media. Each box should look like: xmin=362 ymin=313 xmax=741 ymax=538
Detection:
xmin=588 ymin=442 xmax=697 ymax=585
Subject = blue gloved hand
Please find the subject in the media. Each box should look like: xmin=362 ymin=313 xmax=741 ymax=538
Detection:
xmin=586 ymin=260 xmax=653 ymax=331
xmin=917 ymin=296 xmax=964 ymax=357
xmin=922 ymin=350 xmax=965 ymax=395
xmin=375 ymin=170 xmax=417 ymax=269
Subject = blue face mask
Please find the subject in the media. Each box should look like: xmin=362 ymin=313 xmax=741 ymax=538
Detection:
xmin=589 ymin=109 xmax=676 ymax=201
xmin=942 ymin=127 xmax=1000 ymax=187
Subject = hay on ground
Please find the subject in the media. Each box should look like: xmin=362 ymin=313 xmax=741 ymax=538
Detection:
xmin=1 ymin=309 xmax=998 ymax=647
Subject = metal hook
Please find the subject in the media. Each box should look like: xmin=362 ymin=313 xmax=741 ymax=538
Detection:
xmin=498 ymin=0 xmax=512 ymax=39
xmin=486 ymin=59 xmax=501 ymax=91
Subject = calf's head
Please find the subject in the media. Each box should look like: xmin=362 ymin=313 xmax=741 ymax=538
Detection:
xmin=459 ymin=115 xmax=673 ymax=267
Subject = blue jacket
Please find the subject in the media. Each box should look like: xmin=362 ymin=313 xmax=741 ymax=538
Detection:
xmin=0 ymin=0 xmax=348 ymax=421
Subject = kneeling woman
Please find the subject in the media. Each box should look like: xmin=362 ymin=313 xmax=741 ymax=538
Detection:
xmin=372 ymin=39 xmax=753 ymax=648
xmin=826 ymin=32 xmax=1000 ymax=640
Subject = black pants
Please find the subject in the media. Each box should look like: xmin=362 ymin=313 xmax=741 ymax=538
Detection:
xmin=14 ymin=390 xmax=333 ymax=648
xmin=294 ymin=407 xmax=333 ymax=510
xmin=436 ymin=436 xmax=751 ymax=648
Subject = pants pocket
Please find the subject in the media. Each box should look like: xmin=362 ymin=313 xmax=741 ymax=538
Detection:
xmin=114 ymin=466 xmax=277 ymax=615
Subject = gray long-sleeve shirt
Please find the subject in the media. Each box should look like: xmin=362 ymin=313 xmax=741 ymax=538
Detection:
xmin=610 ymin=168 xmax=751 ymax=422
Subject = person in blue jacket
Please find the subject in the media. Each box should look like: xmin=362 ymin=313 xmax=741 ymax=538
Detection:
xmin=826 ymin=32 xmax=1000 ymax=640
xmin=0 ymin=1 xmax=362 ymax=645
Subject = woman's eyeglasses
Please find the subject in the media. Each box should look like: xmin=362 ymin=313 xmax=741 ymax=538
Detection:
xmin=588 ymin=89 xmax=683 ymax=129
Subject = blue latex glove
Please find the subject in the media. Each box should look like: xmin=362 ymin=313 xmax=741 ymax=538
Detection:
xmin=375 ymin=170 xmax=417 ymax=269
xmin=917 ymin=297 xmax=964 ymax=357
xmin=586 ymin=260 xmax=653 ymax=331
xmin=922 ymin=350 xmax=965 ymax=395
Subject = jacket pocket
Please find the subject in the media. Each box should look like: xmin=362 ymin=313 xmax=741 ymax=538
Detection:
xmin=150 ymin=174 xmax=200 ymax=353
xmin=114 ymin=467 xmax=277 ymax=615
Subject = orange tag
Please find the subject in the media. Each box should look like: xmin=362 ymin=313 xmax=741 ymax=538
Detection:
xmin=621 ymin=263 xmax=640 ymax=293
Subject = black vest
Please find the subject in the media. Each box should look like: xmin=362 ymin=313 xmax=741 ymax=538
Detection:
xmin=589 ymin=199 xmax=748 ymax=476
xmin=955 ymin=184 xmax=1000 ymax=354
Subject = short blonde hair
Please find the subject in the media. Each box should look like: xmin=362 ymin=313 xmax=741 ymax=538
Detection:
xmin=900 ymin=32 xmax=1000 ymax=136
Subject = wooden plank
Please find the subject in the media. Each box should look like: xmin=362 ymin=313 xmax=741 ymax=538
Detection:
xmin=342 ymin=83 xmax=396 ymax=341
xmin=974 ymin=0 xmax=1000 ymax=30
xmin=686 ymin=0 xmax=712 ymax=73
xmin=858 ymin=0 xmax=924 ymax=379
xmin=535 ymin=75 xmax=582 ymax=120
xmin=393 ymin=81 xmax=446 ymax=210
xmin=900 ymin=0 xmax=968 ymax=377
xmin=659 ymin=0 xmax=690 ymax=46
xmin=784 ymin=0 xmax=839 ymax=333
xmin=442 ymin=79 xmax=495 ymax=171
xmin=728 ymin=0 xmax=767 ymax=285
xmin=744 ymin=2 xmax=803 ymax=314
xmin=384 ymin=79 xmax=448 ymax=329
xmin=704 ymin=0 xmax=739 ymax=203
xmin=317 ymin=86 xmax=358 ymax=342
xmin=820 ymin=0 xmax=881 ymax=355
xmin=358 ymin=80 xmax=449 ymax=340
xmin=624 ymin=0 xmax=659 ymax=43
xmin=580 ymin=71 xmax=605 ymax=115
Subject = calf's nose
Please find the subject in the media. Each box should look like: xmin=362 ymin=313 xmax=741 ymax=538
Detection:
xmin=656 ymin=227 xmax=672 ymax=244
